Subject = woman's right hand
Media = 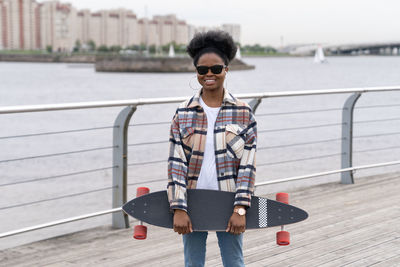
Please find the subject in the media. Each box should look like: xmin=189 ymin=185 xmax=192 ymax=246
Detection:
xmin=173 ymin=209 xmax=193 ymax=235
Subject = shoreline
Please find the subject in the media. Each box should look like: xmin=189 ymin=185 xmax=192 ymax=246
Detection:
xmin=0 ymin=53 xmax=398 ymax=65
xmin=0 ymin=53 xmax=255 ymax=72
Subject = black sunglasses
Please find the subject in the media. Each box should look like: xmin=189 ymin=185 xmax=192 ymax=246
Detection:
xmin=196 ymin=65 xmax=226 ymax=75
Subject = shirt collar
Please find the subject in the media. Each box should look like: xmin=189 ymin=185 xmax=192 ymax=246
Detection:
xmin=188 ymin=88 xmax=237 ymax=108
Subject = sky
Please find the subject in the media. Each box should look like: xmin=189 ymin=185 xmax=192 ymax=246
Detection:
xmin=39 ymin=0 xmax=400 ymax=47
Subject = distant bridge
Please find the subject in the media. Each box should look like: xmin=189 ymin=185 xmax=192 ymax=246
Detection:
xmin=284 ymin=42 xmax=400 ymax=56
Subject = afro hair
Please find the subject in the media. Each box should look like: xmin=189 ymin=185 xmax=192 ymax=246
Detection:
xmin=186 ymin=30 xmax=237 ymax=66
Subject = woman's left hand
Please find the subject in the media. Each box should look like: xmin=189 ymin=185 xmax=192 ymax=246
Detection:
xmin=226 ymin=212 xmax=246 ymax=235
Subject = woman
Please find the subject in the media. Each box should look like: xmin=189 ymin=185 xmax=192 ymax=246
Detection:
xmin=167 ymin=30 xmax=257 ymax=267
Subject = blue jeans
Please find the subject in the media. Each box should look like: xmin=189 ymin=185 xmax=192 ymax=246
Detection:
xmin=182 ymin=231 xmax=245 ymax=267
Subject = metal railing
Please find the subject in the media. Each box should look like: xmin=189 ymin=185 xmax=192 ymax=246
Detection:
xmin=1 ymin=85 xmax=400 ymax=239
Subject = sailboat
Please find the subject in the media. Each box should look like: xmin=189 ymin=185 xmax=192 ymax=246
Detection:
xmin=314 ymin=45 xmax=326 ymax=63
xmin=236 ymin=45 xmax=242 ymax=59
xmin=168 ymin=44 xmax=175 ymax=57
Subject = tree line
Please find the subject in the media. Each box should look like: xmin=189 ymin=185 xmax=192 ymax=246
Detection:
xmin=40 ymin=40 xmax=280 ymax=56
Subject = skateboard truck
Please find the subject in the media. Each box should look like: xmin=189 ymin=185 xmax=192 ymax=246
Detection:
xmin=133 ymin=187 xmax=150 ymax=240
xmin=276 ymin=192 xmax=290 ymax=246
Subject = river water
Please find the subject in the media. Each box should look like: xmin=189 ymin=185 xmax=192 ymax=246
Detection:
xmin=1 ymin=56 xmax=400 ymax=249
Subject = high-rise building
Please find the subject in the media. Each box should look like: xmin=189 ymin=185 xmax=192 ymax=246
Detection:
xmin=195 ymin=26 xmax=221 ymax=34
xmin=0 ymin=0 xmax=40 ymax=50
xmin=152 ymin=14 xmax=190 ymax=46
xmin=83 ymin=9 xmax=140 ymax=49
xmin=120 ymin=10 xmax=139 ymax=47
xmin=222 ymin=24 xmax=241 ymax=44
xmin=0 ymin=1 xmax=5 ymax=49
xmin=187 ymin=24 xmax=197 ymax=42
xmin=175 ymin=20 xmax=188 ymax=45
xmin=105 ymin=11 xmax=120 ymax=47
xmin=40 ymin=1 xmax=77 ymax=52
xmin=76 ymin=9 xmax=90 ymax=46
xmin=88 ymin=11 xmax=103 ymax=47
xmin=138 ymin=18 xmax=159 ymax=46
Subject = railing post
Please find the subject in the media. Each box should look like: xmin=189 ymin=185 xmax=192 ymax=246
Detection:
xmin=248 ymin=98 xmax=262 ymax=113
xmin=112 ymin=105 xmax=137 ymax=228
xmin=341 ymin=93 xmax=362 ymax=184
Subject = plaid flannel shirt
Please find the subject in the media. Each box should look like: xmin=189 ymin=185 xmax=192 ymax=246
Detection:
xmin=167 ymin=88 xmax=257 ymax=212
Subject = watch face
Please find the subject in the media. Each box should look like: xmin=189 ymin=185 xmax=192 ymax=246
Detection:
xmin=237 ymin=208 xmax=246 ymax=216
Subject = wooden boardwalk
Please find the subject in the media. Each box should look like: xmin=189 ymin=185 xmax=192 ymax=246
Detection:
xmin=1 ymin=172 xmax=400 ymax=267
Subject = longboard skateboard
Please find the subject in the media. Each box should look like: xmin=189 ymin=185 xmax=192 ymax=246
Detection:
xmin=122 ymin=188 xmax=308 ymax=245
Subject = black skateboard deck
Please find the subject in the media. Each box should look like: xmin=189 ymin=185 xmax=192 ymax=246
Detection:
xmin=122 ymin=189 xmax=308 ymax=231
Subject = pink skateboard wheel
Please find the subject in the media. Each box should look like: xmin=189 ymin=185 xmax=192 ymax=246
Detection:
xmin=133 ymin=225 xmax=147 ymax=240
xmin=276 ymin=192 xmax=289 ymax=204
xmin=277 ymin=231 xmax=290 ymax=246
xmin=136 ymin=187 xmax=150 ymax=197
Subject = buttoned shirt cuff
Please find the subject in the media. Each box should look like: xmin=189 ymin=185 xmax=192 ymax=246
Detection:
xmin=234 ymin=195 xmax=251 ymax=209
xmin=169 ymin=204 xmax=188 ymax=213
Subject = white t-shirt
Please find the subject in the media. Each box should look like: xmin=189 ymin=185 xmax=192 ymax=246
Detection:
xmin=197 ymin=96 xmax=221 ymax=190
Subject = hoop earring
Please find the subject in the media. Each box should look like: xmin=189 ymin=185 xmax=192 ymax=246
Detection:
xmin=224 ymin=73 xmax=228 ymax=90
xmin=189 ymin=75 xmax=201 ymax=94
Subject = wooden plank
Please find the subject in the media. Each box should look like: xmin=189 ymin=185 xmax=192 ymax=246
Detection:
xmin=370 ymin=254 xmax=400 ymax=267
xmin=318 ymin=237 xmax=400 ymax=266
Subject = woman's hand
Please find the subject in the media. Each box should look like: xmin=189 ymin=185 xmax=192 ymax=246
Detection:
xmin=226 ymin=210 xmax=246 ymax=235
xmin=173 ymin=209 xmax=193 ymax=235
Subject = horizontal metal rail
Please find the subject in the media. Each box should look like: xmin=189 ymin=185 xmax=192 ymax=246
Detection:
xmin=0 ymin=208 xmax=122 ymax=238
xmin=0 ymin=121 xmax=171 ymax=140
xmin=256 ymin=107 xmax=343 ymax=116
xmin=0 ymin=125 xmax=117 ymax=140
xmin=0 ymin=166 xmax=117 ymax=187
xmin=258 ymin=152 xmax=345 ymax=166
xmin=1 ymin=159 xmax=399 ymax=239
xmin=354 ymin=145 xmax=400 ymax=154
xmin=0 ymin=146 xmax=116 ymax=164
xmin=258 ymin=122 xmax=345 ymax=134
xmin=0 ymin=186 xmax=116 ymax=211
xmin=1 ymin=86 xmax=399 ymax=114
xmin=257 ymin=138 xmax=344 ymax=150
xmin=255 ymin=159 xmax=400 ymax=187
xmin=356 ymin=103 xmax=400 ymax=109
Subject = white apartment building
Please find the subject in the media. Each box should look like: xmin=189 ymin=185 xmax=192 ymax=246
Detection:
xmin=138 ymin=18 xmax=159 ymax=46
xmin=79 ymin=9 xmax=140 ymax=48
xmin=76 ymin=9 xmax=90 ymax=46
xmin=120 ymin=10 xmax=139 ymax=47
xmin=0 ymin=0 xmax=40 ymax=50
xmin=176 ymin=21 xmax=188 ymax=45
xmin=153 ymin=14 xmax=189 ymax=46
xmin=88 ymin=12 xmax=103 ymax=47
xmin=147 ymin=20 xmax=159 ymax=46
xmin=195 ymin=26 xmax=221 ymax=34
xmin=105 ymin=11 xmax=120 ymax=47
xmin=187 ymin=25 xmax=197 ymax=42
xmin=192 ymin=24 xmax=241 ymax=44
xmin=0 ymin=1 xmax=4 ymax=49
xmin=222 ymin=24 xmax=241 ymax=44
xmin=39 ymin=1 xmax=77 ymax=51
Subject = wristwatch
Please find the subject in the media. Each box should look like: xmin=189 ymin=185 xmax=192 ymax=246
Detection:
xmin=234 ymin=207 xmax=246 ymax=216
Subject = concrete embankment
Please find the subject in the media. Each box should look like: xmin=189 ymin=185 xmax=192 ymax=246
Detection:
xmin=0 ymin=54 xmax=95 ymax=63
xmin=95 ymin=55 xmax=255 ymax=72
xmin=0 ymin=53 xmax=255 ymax=72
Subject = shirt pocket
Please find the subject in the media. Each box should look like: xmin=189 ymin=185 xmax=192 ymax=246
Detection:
xmin=180 ymin=127 xmax=196 ymax=150
xmin=225 ymin=124 xmax=245 ymax=159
